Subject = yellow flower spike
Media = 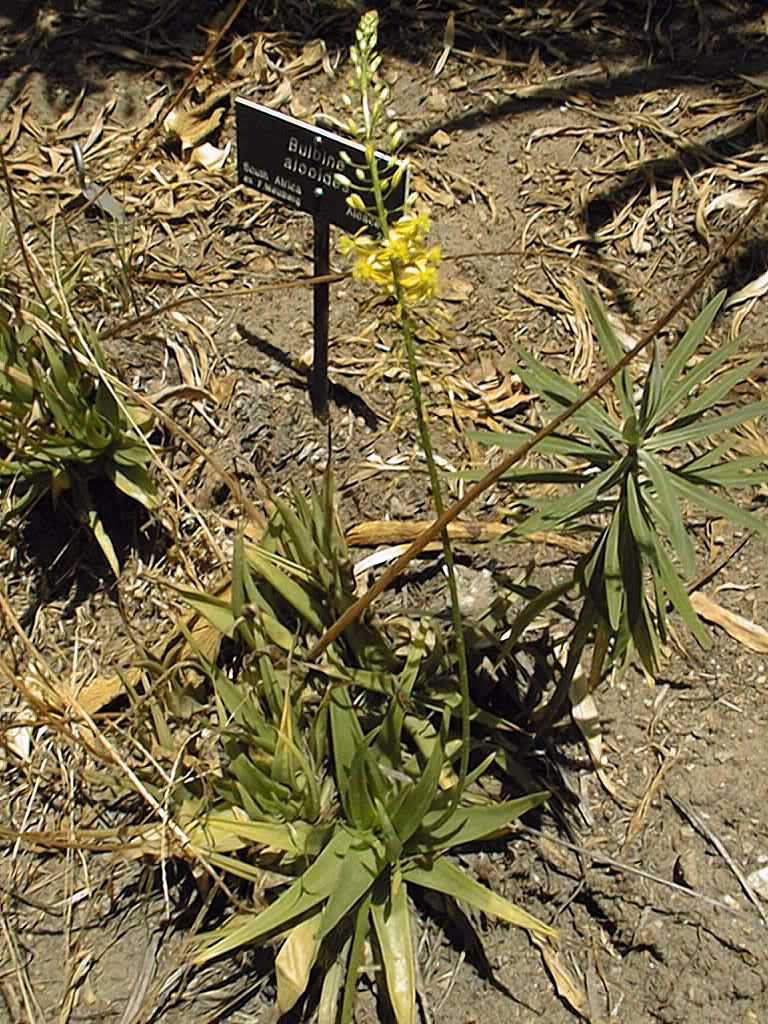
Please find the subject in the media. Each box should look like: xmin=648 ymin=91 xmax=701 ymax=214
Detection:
xmin=339 ymin=211 xmax=440 ymax=306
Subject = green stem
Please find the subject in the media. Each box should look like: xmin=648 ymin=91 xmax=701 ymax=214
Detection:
xmin=367 ymin=152 xmax=471 ymax=815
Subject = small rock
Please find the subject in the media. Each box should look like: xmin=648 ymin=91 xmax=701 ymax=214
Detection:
xmin=429 ymin=129 xmax=451 ymax=150
xmin=673 ymin=849 xmax=700 ymax=890
xmin=746 ymin=865 xmax=768 ymax=899
xmin=427 ymin=88 xmax=449 ymax=112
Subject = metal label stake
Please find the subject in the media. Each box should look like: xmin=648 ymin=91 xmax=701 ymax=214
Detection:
xmin=310 ymin=209 xmax=330 ymax=418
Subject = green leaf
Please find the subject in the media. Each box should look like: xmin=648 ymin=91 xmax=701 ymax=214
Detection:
xmin=639 ymin=451 xmax=696 ymax=576
xmin=686 ymin=459 xmax=768 ymax=488
xmin=371 ymin=870 xmax=416 ymax=1024
xmin=667 ymin=471 xmax=768 ymax=535
xmin=624 ymin=473 xmax=655 ymax=558
xmin=516 ymin=348 xmax=621 ymax=442
xmin=172 ymin=588 xmax=236 ymax=638
xmin=247 ymin=546 xmax=325 ymax=632
xmin=467 ymin=429 xmax=614 ymax=463
xmin=677 ymin=355 xmax=762 ymax=422
xmin=659 ymin=290 xmax=726 ymax=396
xmin=340 ymin=894 xmax=371 ymax=1024
xmin=652 ymin=336 xmax=740 ymax=431
xmin=391 ymin=719 xmax=445 ymax=846
xmin=194 ymin=813 xmax=312 ymax=856
xmin=650 ymin=402 xmax=768 ymax=451
xmin=346 ymin=743 xmax=379 ymax=832
xmin=193 ymin=828 xmax=354 ymax=962
xmin=646 ymin=518 xmax=709 ymax=647
xmin=318 ymin=935 xmax=348 ymax=1024
xmin=582 ymin=286 xmax=635 ymax=421
xmin=87 ymin=505 xmax=120 ymax=576
xmin=413 ymin=792 xmax=549 ymax=854
xmin=639 ymin=342 xmax=664 ymax=429
xmin=404 ymin=857 xmax=554 ymax=936
xmin=273 ymin=494 xmax=319 ymax=574
xmin=499 ymin=579 xmax=573 ymax=656
xmin=111 ymin=463 xmax=157 ymax=508
xmin=511 ymin=457 xmax=628 ymax=536
xmin=318 ymin=833 xmax=383 ymax=940
xmin=604 ymin=506 xmax=623 ymax=632
xmin=380 ymin=624 xmax=427 ymax=766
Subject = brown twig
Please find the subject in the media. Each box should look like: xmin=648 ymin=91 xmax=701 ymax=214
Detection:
xmin=0 ymin=144 xmax=49 ymax=313
xmin=307 ymin=179 xmax=768 ymax=660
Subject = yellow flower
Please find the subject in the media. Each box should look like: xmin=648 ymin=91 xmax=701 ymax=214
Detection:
xmin=339 ymin=212 xmax=440 ymax=305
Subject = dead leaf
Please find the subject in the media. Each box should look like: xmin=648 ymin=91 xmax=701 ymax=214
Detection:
xmin=531 ymin=935 xmax=589 ymax=1019
xmin=433 ymin=12 xmax=455 ymax=77
xmin=570 ymin=668 xmax=603 ymax=769
xmin=189 ymin=141 xmax=231 ymax=171
xmin=724 ymin=268 xmax=768 ymax=308
xmin=690 ymin=591 xmax=768 ymax=652
xmin=345 ymin=519 xmax=589 ymax=554
xmin=271 ymin=78 xmax=293 ymax=109
xmin=164 ymin=105 xmax=224 ymax=151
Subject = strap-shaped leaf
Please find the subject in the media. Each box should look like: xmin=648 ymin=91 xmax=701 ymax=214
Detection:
xmin=467 ymin=429 xmax=614 ymax=462
xmin=380 ymin=624 xmax=428 ymax=767
xmin=639 ymin=342 xmax=664 ymax=431
xmin=111 ymin=463 xmax=157 ymax=508
xmin=647 ymin=524 xmax=709 ymax=646
xmin=604 ymin=506 xmax=624 ymax=632
xmin=87 ymin=504 xmax=120 ymax=576
xmin=639 ymin=451 xmax=696 ymax=576
xmin=346 ymin=743 xmax=379 ymax=831
xmin=339 ymin=894 xmax=371 ymax=1024
xmin=516 ymin=348 xmax=621 ymax=441
xmin=273 ymin=494 xmax=319 ymax=575
xmin=403 ymin=857 xmax=554 ymax=936
xmin=276 ymin=911 xmax=321 ymax=1014
xmin=511 ymin=457 xmax=628 ymax=536
xmin=667 ymin=471 xmax=768 ymax=535
xmin=391 ymin=717 xmax=445 ymax=846
xmin=173 ymin=587 xmax=236 ymax=638
xmin=193 ymin=827 xmax=354 ymax=962
xmin=329 ymin=686 xmax=365 ymax=820
xmin=659 ymin=290 xmax=726 ymax=396
xmin=651 ymin=400 xmax=768 ymax=452
xmin=582 ymin=286 xmax=635 ymax=422
xmin=247 ymin=545 xmax=325 ymax=632
xmin=453 ymin=467 xmax=595 ymax=486
xmin=413 ymin=792 xmax=549 ymax=854
xmin=684 ymin=459 xmax=768 ymax=488
xmin=319 ymin=834 xmax=384 ymax=939
xmin=680 ymin=442 xmax=733 ymax=474
xmin=371 ymin=871 xmax=416 ymax=1024
xmin=232 ymin=752 xmax=292 ymax=809
xmin=678 ymin=355 xmax=762 ymax=423
xmin=197 ymin=813 xmax=313 ymax=856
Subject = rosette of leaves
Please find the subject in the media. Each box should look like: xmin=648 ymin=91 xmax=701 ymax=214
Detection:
xmin=469 ymin=288 xmax=768 ymax=718
xmin=163 ymin=477 xmax=553 ymax=1023
xmin=0 ymin=282 xmax=155 ymax=574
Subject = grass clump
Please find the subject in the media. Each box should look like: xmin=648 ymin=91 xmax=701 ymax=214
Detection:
xmin=0 ymin=258 xmax=156 ymax=573
xmin=148 ymin=473 xmax=552 ymax=1021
